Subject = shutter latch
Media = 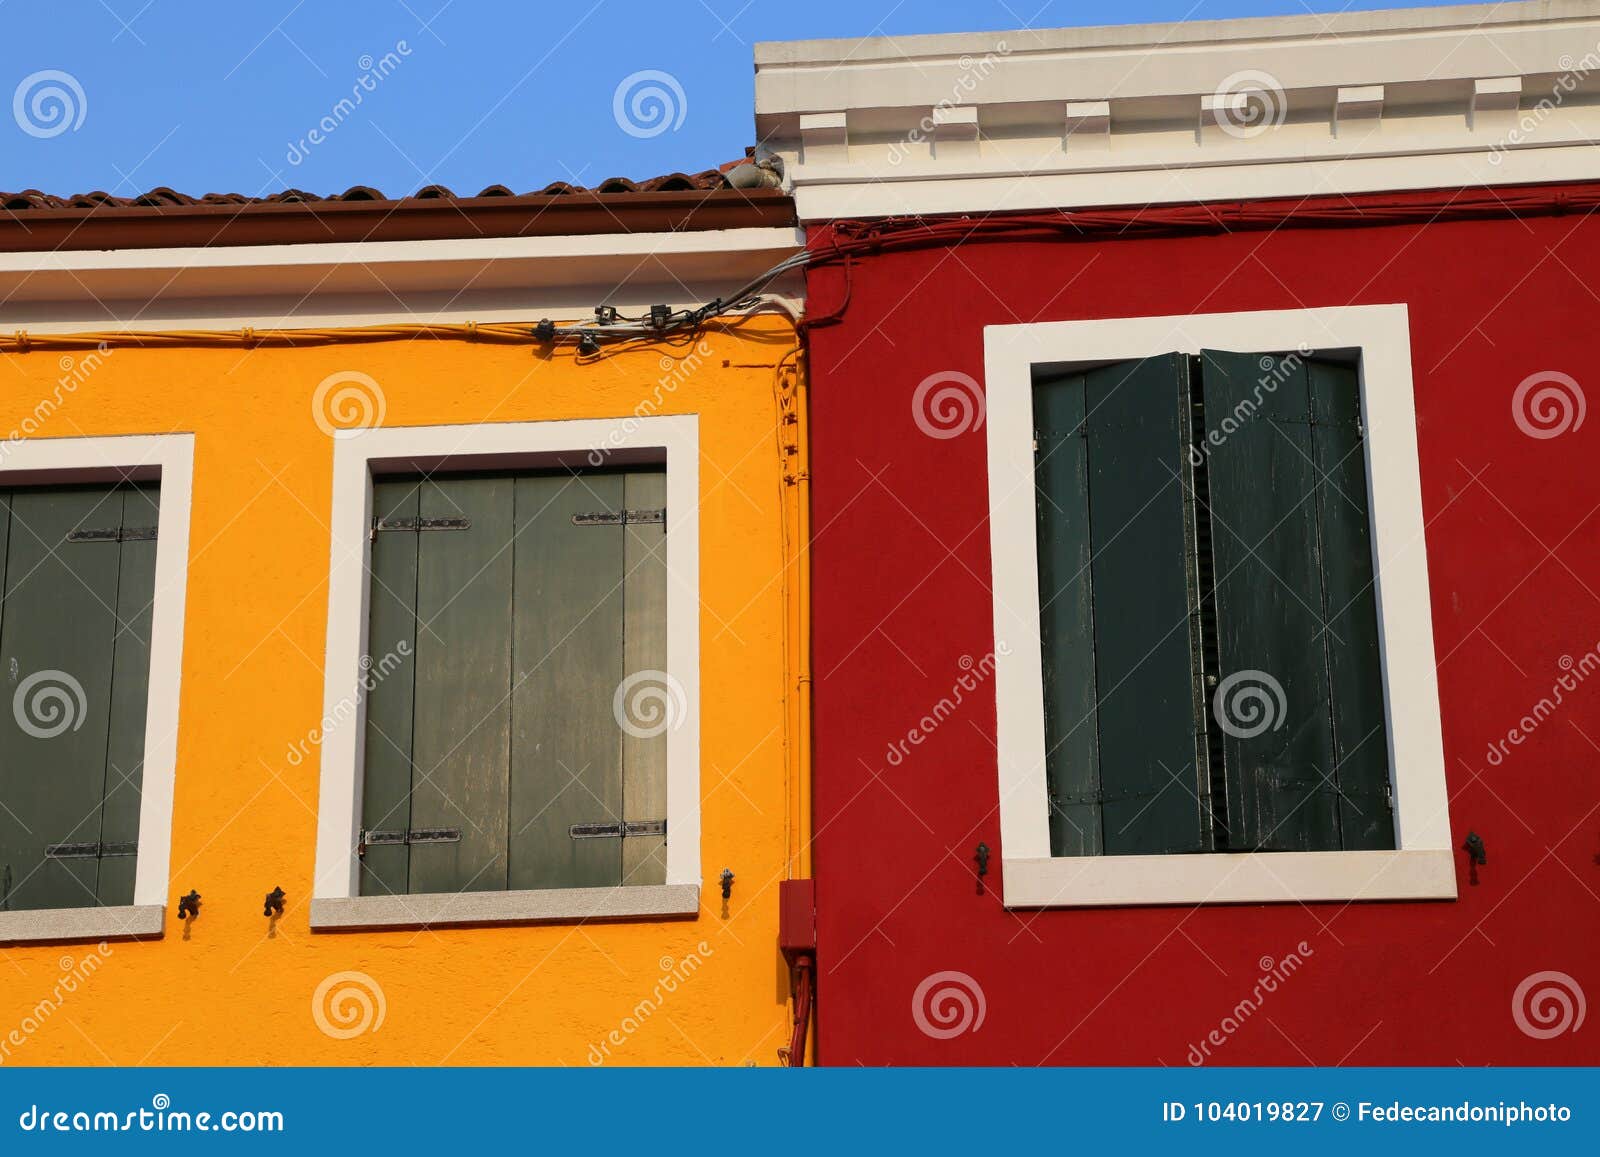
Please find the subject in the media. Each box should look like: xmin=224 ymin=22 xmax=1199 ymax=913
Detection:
xmin=569 ymin=819 xmax=667 ymax=839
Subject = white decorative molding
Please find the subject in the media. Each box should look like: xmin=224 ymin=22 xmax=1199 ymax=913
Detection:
xmin=799 ymin=111 xmax=849 ymax=164
xmin=982 ymin=305 xmax=1455 ymax=908
xmin=1063 ymin=101 xmax=1111 ymax=150
xmin=931 ymin=104 xmax=980 ymax=160
xmin=1335 ymin=85 xmax=1385 ymax=131
xmin=756 ymin=1 xmax=1600 ymax=219
xmin=1471 ymin=75 xmax=1525 ymax=131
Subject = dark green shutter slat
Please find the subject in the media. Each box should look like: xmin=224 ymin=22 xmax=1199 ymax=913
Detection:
xmin=407 ymin=476 xmax=514 ymax=894
xmin=359 ymin=480 xmax=421 ymax=897
xmin=0 ymin=487 xmax=122 ymax=909
xmin=507 ymin=473 xmax=626 ymax=890
xmin=1033 ymin=372 xmax=1103 ymax=857
xmin=1083 ymin=356 xmax=1208 ymax=855
xmin=620 ymin=469 xmax=668 ymax=886
xmin=96 ymin=483 xmax=158 ymax=905
xmin=1201 ymin=351 xmax=1342 ymax=852
xmin=1307 ymin=360 xmax=1395 ymax=850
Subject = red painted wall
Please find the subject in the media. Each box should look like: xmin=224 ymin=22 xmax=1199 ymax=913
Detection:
xmin=804 ymin=200 xmax=1600 ymax=1065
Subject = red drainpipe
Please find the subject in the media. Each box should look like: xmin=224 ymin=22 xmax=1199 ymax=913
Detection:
xmin=779 ymin=879 xmax=817 ymax=1066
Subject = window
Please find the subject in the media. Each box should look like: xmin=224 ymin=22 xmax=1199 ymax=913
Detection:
xmin=0 ymin=483 xmax=159 ymax=912
xmin=1036 ymin=351 xmax=1391 ymax=859
xmin=0 ymin=434 xmax=192 ymax=944
xmin=359 ymin=467 xmax=667 ymax=897
xmin=311 ymin=417 xmax=700 ymax=930
xmin=984 ymin=307 xmax=1453 ymax=906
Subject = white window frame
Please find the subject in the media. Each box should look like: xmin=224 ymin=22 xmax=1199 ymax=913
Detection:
xmin=310 ymin=416 xmax=701 ymax=930
xmin=984 ymin=305 xmax=1455 ymax=907
xmin=0 ymin=433 xmax=194 ymax=944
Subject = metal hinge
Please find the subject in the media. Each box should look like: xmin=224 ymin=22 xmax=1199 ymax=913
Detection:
xmin=571 ymin=508 xmax=665 ymax=527
xmin=370 ymin=516 xmax=471 ymax=540
xmin=360 ymin=827 xmax=461 ymax=851
xmin=67 ymin=527 xmax=157 ymax=543
xmin=569 ymin=819 xmax=668 ymax=840
xmin=44 ymin=841 xmax=138 ymax=859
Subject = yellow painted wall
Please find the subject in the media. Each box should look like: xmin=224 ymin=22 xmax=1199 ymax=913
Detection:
xmin=0 ymin=316 xmax=803 ymax=1066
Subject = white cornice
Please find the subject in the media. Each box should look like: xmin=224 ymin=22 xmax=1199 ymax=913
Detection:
xmin=0 ymin=227 xmax=804 ymax=333
xmin=754 ymin=0 xmax=1600 ymax=220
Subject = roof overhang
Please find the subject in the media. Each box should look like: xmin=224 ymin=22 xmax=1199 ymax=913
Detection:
xmin=754 ymin=0 xmax=1600 ymax=219
xmin=0 ymin=226 xmax=804 ymax=332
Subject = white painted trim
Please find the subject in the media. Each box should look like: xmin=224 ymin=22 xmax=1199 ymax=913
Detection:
xmin=983 ymin=305 xmax=1453 ymax=907
xmin=0 ymin=227 xmax=804 ymax=334
xmin=311 ymin=416 xmax=702 ymax=908
xmin=1004 ymin=851 xmax=1456 ymax=908
xmin=0 ymin=433 xmax=194 ymax=931
xmin=309 ymin=884 xmax=699 ymax=930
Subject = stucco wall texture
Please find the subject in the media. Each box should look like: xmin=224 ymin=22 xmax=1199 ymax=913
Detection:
xmin=0 ymin=317 xmax=802 ymax=1066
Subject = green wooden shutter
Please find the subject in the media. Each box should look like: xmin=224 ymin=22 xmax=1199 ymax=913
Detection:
xmin=507 ymin=472 xmax=626 ymax=891
xmin=1034 ymin=357 xmax=1210 ymax=857
xmin=360 ymin=467 xmax=668 ymax=896
xmin=1034 ymin=371 xmax=1103 ymax=857
xmin=0 ymin=484 xmax=156 ymax=911
xmin=1308 ymin=360 xmax=1395 ymax=850
xmin=1198 ymin=351 xmax=1392 ymax=852
xmin=407 ymin=475 xmax=515 ymax=895
xmin=359 ymin=479 xmax=422 ymax=897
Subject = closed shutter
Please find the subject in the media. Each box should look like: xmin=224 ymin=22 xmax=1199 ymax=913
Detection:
xmin=360 ymin=468 xmax=667 ymax=896
xmin=1199 ymin=351 xmax=1392 ymax=852
xmin=1034 ymin=357 xmax=1211 ymax=857
xmin=0 ymin=483 xmax=158 ymax=911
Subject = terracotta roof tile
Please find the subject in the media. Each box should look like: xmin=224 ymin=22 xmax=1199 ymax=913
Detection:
xmin=0 ymin=168 xmax=736 ymax=213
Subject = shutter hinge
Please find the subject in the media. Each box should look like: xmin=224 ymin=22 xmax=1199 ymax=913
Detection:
xmin=569 ymin=819 xmax=668 ymax=839
xmin=571 ymin=508 xmax=665 ymax=527
xmin=44 ymin=841 xmax=138 ymax=859
xmin=369 ymin=516 xmax=471 ymax=541
xmin=67 ymin=527 xmax=157 ymax=543
xmin=358 ymin=827 xmax=461 ymax=855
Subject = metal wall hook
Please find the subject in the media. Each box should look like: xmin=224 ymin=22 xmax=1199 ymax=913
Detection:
xmin=975 ymin=841 xmax=991 ymax=895
xmin=177 ymin=890 xmax=201 ymax=920
xmin=719 ymin=868 xmax=734 ymax=901
xmin=263 ymin=886 xmax=285 ymax=918
xmin=1463 ymin=832 xmax=1487 ymax=865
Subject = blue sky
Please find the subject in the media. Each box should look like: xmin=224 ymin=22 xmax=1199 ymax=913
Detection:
xmin=5 ymin=0 xmax=1475 ymax=198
